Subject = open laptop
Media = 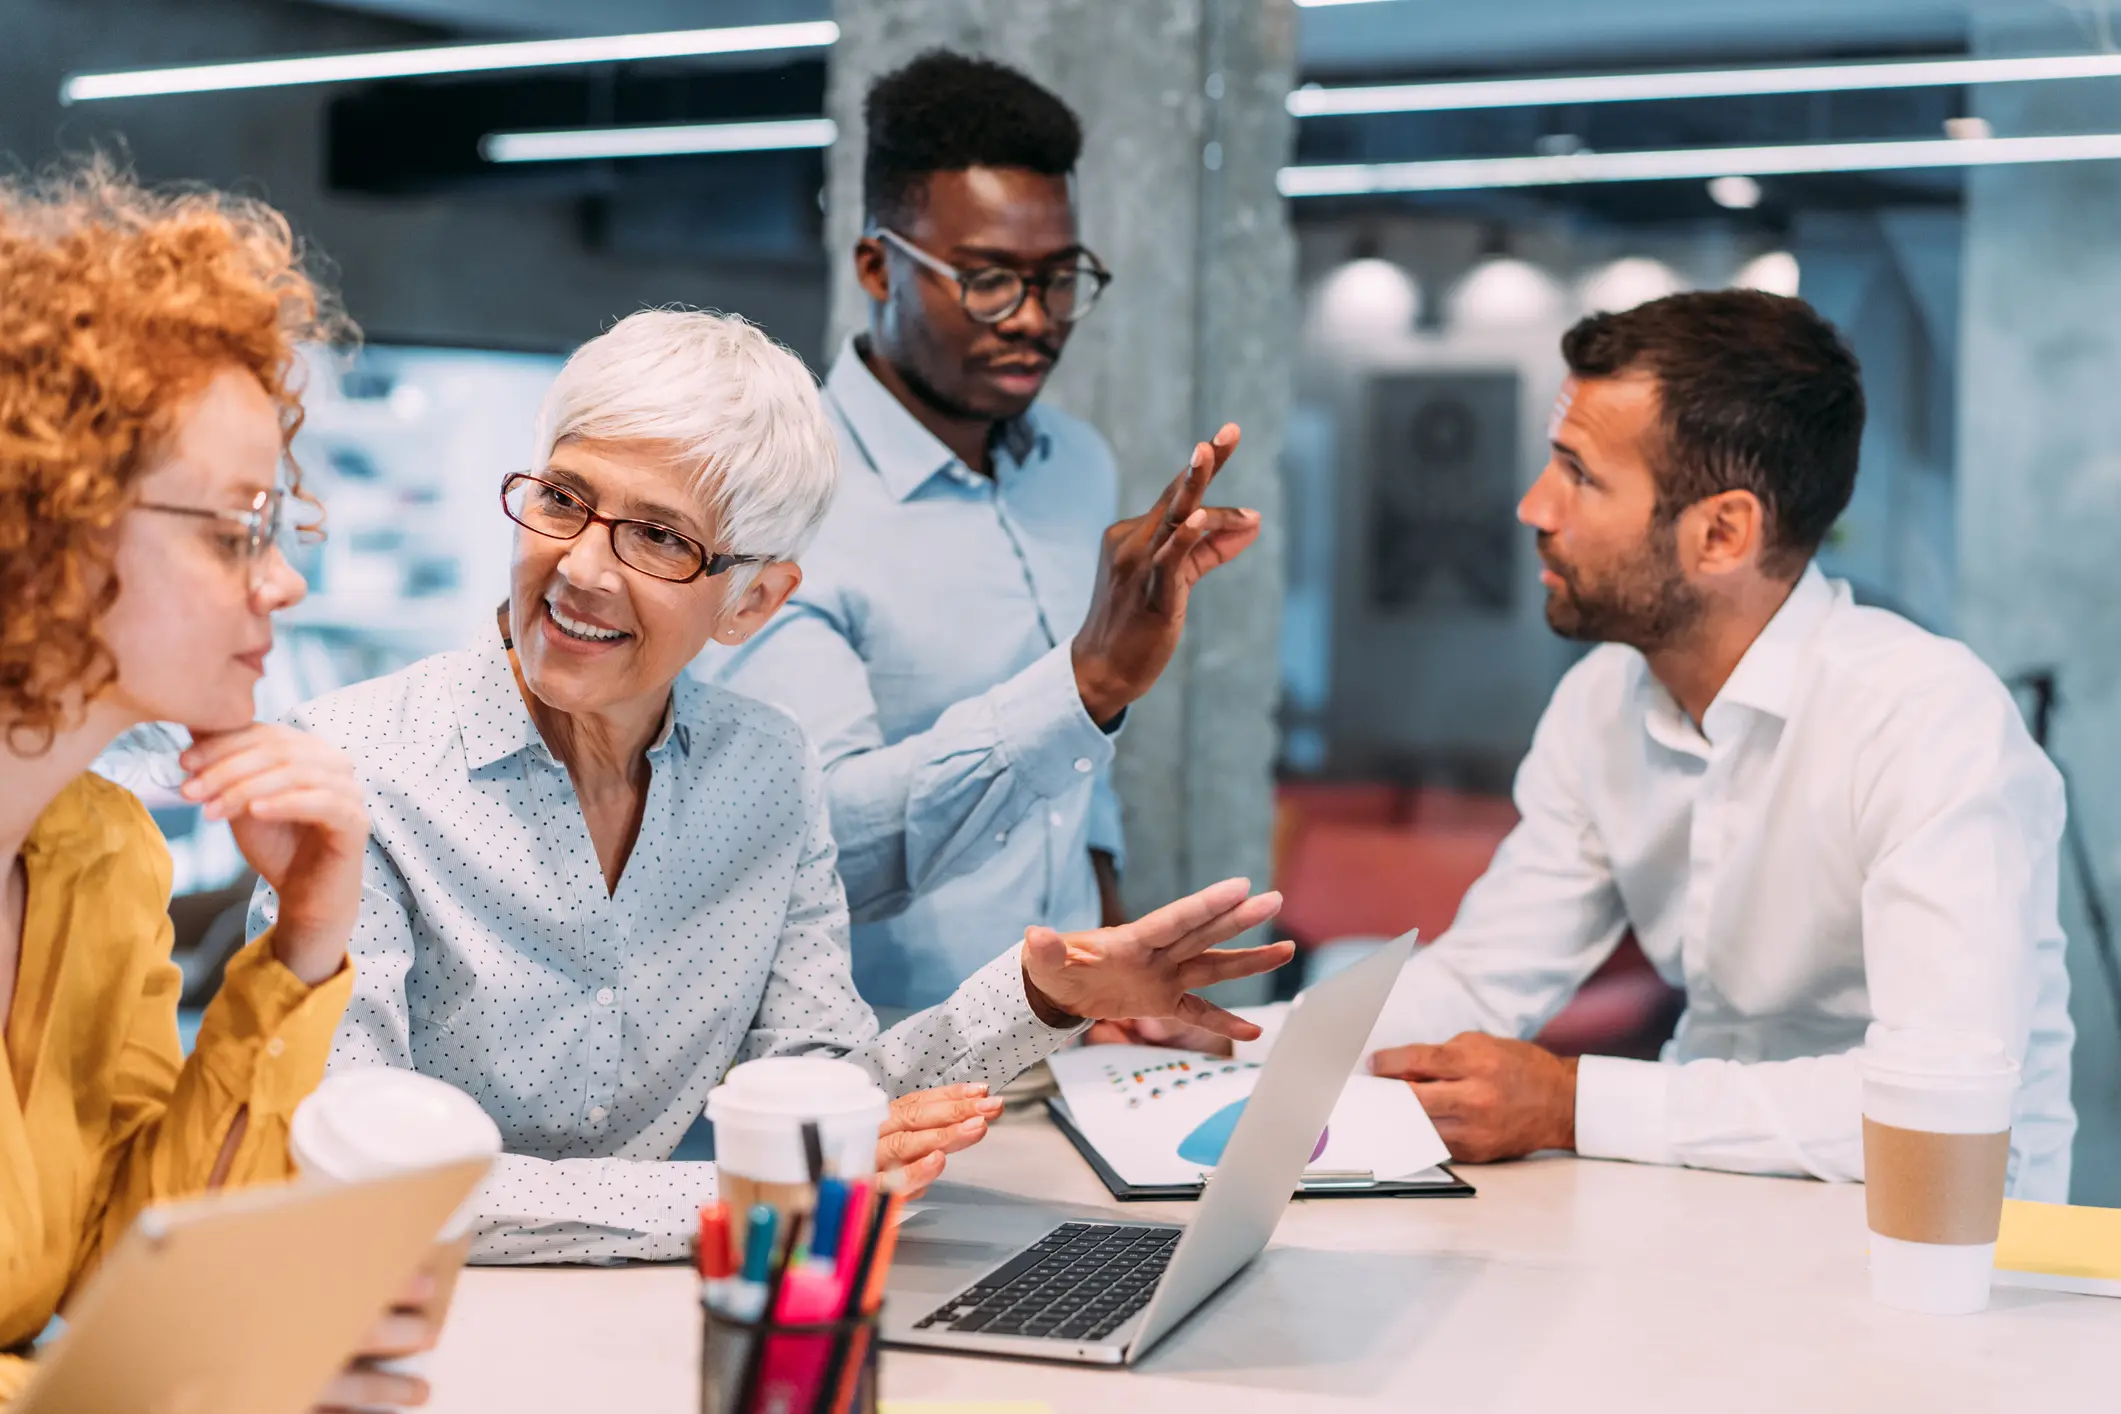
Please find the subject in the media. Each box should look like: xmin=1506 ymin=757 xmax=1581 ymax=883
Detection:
xmin=883 ymin=930 xmax=1417 ymax=1366
xmin=16 ymin=1160 xmax=486 ymax=1414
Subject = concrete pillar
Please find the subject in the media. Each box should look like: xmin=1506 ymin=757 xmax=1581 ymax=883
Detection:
xmin=1960 ymin=12 xmax=2121 ymax=1204
xmin=824 ymin=0 xmax=1296 ymax=982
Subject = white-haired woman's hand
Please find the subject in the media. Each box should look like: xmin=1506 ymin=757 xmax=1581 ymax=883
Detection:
xmin=874 ymin=1083 xmax=1007 ymax=1196
xmin=179 ymin=724 xmax=368 ymax=986
xmin=1019 ymin=879 xmax=1290 ymax=1040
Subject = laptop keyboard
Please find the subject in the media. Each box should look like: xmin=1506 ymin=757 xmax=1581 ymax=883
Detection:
xmin=912 ymin=1221 xmax=1181 ymax=1343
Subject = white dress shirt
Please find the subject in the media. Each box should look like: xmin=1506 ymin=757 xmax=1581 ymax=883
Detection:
xmin=250 ymin=640 xmax=1082 ymax=1263
xmin=1353 ymin=567 xmax=2075 ymax=1198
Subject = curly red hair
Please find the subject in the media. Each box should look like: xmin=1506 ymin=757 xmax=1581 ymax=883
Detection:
xmin=0 ymin=157 xmax=351 ymax=750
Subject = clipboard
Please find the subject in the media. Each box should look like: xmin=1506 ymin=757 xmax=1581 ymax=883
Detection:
xmin=1048 ymin=1097 xmax=1475 ymax=1202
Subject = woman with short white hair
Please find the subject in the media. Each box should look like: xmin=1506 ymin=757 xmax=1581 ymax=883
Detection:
xmin=252 ymin=309 xmax=1287 ymax=1262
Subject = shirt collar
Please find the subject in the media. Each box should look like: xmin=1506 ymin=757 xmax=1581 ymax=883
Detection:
xmin=824 ymin=336 xmax=1043 ymax=500
xmin=455 ymin=636 xmax=689 ymax=771
xmin=1712 ymin=562 xmax=1836 ymax=722
xmin=1641 ymin=562 xmax=1837 ymax=754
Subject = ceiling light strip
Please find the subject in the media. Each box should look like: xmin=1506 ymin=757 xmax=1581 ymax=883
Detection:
xmin=1277 ymin=132 xmax=2121 ymax=196
xmin=480 ymin=117 xmax=839 ymax=163
xmin=1290 ymin=53 xmax=2121 ymax=118
xmin=60 ymin=22 xmax=839 ymax=102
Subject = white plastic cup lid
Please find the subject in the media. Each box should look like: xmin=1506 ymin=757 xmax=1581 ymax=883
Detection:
xmin=1856 ymin=1029 xmax=2021 ymax=1092
xmin=291 ymin=1067 xmax=503 ymax=1182
xmin=706 ymin=1056 xmax=889 ymax=1125
xmin=706 ymin=1057 xmax=888 ymax=1183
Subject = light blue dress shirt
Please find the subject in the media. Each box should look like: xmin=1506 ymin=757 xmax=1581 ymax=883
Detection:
xmin=699 ymin=338 xmax=1125 ymax=1012
xmin=250 ymin=639 xmax=1080 ymax=1263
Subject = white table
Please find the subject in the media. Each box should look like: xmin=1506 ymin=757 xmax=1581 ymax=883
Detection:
xmin=429 ymin=1112 xmax=2115 ymax=1413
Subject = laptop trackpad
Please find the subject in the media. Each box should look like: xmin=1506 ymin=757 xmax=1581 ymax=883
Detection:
xmin=889 ymin=1195 xmax=1097 ymax=1300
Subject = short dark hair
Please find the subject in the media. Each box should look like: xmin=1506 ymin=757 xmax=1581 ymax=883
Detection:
xmin=862 ymin=50 xmax=1082 ymax=228
xmin=1560 ymin=289 xmax=1864 ymax=577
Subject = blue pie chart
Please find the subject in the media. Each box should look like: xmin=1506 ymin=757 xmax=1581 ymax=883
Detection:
xmin=1176 ymin=1100 xmax=1329 ymax=1167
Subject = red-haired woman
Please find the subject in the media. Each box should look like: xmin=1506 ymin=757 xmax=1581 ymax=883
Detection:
xmin=0 ymin=163 xmax=406 ymax=1408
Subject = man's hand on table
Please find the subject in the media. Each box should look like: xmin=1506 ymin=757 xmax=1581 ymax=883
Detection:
xmin=1071 ymin=424 xmax=1260 ymax=726
xmin=876 ymin=1083 xmax=1006 ymax=1196
xmin=1369 ymin=1033 xmax=1578 ymax=1163
xmin=1021 ymin=877 xmax=1289 ymax=1038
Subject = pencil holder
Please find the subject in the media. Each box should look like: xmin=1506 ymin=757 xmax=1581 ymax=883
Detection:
xmin=699 ymin=1306 xmax=880 ymax=1414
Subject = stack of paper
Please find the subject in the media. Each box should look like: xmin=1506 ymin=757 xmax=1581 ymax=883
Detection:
xmin=1046 ymin=1045 xmax=1449 ymax=1188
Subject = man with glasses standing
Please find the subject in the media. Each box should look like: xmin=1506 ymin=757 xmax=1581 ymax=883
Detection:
xmin=702 ymin=50 xmax=1261 ymax=1013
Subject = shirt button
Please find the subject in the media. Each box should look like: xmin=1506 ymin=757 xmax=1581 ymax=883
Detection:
xmin=588 ymin=1106 xmax=607 ymax=1124
xmin=596 ymin=987 xmax=615 ymax=1006
xmin=994 ymin=831 xmax=1008 ymax=844
xmin=265 ymin=1037 xmax=286 ymax=1058
xmin=1049 ymin=810 xmax=1064 ymax=827
xmin=1073 ymin=758 xmax=1093 ymax=773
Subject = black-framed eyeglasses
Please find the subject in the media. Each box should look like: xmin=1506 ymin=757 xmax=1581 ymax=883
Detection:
xmin=501 ymin=473 xmax=762 ymax=584
xmin=876 ymin=227 xmax=1112 ymax=325
xmin=135 ymin=486 xmax=312 ymax=592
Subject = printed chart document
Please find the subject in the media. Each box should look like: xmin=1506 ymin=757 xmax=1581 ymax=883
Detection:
xmin=1047 ymin=1045 xmax=1450 ymax=1189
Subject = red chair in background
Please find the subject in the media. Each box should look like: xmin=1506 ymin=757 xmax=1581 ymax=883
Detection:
xmin=1271 ymin=783 xmax=1682 ymax=1060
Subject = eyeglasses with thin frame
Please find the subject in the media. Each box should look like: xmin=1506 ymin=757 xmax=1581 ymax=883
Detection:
xmin=876 ymin=227 xmax=1112 ymax=325
xmin=134 ymin=487 xmax=312 ymax=592
xmin=500 ymin=472 xmax=763 ymax=584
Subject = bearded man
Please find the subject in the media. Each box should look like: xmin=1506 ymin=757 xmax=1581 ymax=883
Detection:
xmin=1260 ymin=291 xmax=2076 ymax=1198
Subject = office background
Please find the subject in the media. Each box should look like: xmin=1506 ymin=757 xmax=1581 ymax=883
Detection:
xmin=7 ymin=0 xmax=2119 ymax=1205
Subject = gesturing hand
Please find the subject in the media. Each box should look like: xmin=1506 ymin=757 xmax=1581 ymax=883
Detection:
xmin=874 ymin=1083 xmax=1006 ymax=1197
xmin=1368 ymin=1033 xmax=1579 ymax=1164
xmin=1082 ymin=1016 xmax=1235 ymax=1056
xmin=1022 ymin=878 xmax=1291 ymax=1040
xmin=179 ymin=724 xmax=368 ymax=987
xmin=1071 ymin=424 xmax=1261 ymax=725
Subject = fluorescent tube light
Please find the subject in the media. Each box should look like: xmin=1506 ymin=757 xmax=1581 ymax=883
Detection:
xmin=60 ymin=22 xmax=838 ymax=103
xmin=1277 ymin=132 xmax=2121 ymax=196
xmin=481 ymin=117 xmax=838 ymax=163
xmin=1290 ymin=52 xmax=2121 ymax=118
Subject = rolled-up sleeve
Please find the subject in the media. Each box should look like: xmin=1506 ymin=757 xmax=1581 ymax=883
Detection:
xmin=87 ymin=914 xmax=351 ymax=1273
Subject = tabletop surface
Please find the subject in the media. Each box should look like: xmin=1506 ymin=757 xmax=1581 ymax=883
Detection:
xmin=428 ymin=1109 xmax=2116 ymax=1414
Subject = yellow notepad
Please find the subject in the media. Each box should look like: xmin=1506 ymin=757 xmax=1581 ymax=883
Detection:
xmin=1993 ymin=1198 xmax=2121 ymax=1297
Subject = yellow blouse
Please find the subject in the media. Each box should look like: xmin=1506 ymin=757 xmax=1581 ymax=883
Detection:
xmin=0 ymin=773 xmax=352 ymax=1398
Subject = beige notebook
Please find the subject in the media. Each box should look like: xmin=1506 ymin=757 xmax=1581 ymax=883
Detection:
xmin=16 ymin=1159 xmax=486 ymax=1414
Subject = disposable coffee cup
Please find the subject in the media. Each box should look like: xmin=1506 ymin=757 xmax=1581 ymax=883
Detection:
xmin=706 ymin=1057 xmax=888 ymax=1258
xmin=1857 ymin=1030 xmax=2020 ymax=1315
xmin=291 ymin=1068 xmax=504 ymax=1365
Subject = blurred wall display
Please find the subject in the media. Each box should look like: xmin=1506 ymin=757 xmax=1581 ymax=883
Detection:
xmin=102 ymin=343 xmax=561 ymax=899
xmin=1365 ymin=372 xmax=1519 ymax=614
xmin=1284 ymin=210 xmax=1956 ymax=785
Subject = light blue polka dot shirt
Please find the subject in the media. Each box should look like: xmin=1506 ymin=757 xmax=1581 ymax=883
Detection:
xmin=250 ymin=639 xmax=1081 ymax=1264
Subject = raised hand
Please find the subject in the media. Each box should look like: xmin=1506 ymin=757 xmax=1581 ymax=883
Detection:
xmin=179 ymin=723 xmax=368 ymax=986
xmin=873 ymin=1082 xmax=1006 ymax=1196
xmin=1082 ymin=1015 xmax=1235 ymax=1056
xmin=1070 ymin=424 xmax=1262 ymax=725
xmin=1021 ymin=878 xmax=1290 ymax=1040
